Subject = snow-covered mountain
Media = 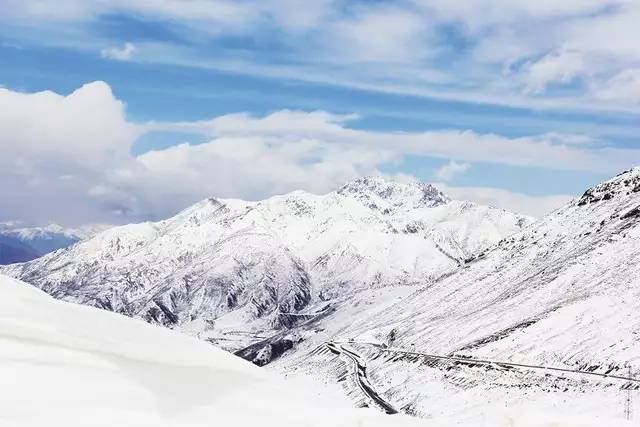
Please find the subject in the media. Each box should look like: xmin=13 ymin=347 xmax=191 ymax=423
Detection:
xmin=0 ymin=274 xmax=422 ymax=427
xmin=0 ymin=222 xmax=110 ymax=265
xmin=0 ymin=177 xmax=530 ymax=353
xmin=349 ymin=168 xmax=640 ymax=364
xmin=276 ymin=168 xmax=640 ymax=423
xmin=4 ymin=170 xmax=639 ymax=424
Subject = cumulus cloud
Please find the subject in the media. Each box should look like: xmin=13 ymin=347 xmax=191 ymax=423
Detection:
xmin=101 ymin=42 xmax=136 ymax=61
xmin=1 ymin=82 xmax=639 ymax=226
xmin=0 ymin=82 xmax=139 ymax=165
xmin=435 ymin=160 xmax=470 ymax=181
xmin=0 ymin=82 xmax=143 ymax=225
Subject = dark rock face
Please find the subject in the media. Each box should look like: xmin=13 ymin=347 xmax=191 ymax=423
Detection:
xmin=622 ymin=206 xmax=640 ymax=220
xmin=578 ymin=169 xmax=640 ymax=207
xmin=235 ymin=335 xmax=300 ymax=367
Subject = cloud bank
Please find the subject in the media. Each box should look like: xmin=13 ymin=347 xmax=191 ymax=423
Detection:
xmin=2 ymin=82 xmax=637 ymax=225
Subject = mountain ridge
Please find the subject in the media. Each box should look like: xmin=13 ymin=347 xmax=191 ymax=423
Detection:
xmin=0 ymin=176 xmax=531 ymax=355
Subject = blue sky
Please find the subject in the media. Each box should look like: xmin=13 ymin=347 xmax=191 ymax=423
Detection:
xmin=0 ymin=0 xmax=639 ymax=225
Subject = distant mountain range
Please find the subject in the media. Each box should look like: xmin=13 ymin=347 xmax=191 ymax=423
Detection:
xmin=0 ymin=222 xmax=109 ymax=265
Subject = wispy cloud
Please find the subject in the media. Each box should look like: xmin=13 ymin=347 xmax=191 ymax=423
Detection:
xmin=2 ymin=0 xmax=640 ymax=112
xmin=101 ymin=42 xmax=136 ymax=61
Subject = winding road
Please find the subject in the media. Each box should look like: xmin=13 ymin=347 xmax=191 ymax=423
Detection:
xmin=320 ymin=340 xmax=639 ymax=417
xmin=336 ymin=341 xmax=640 ymax=385
xmin=325 ymin=342 xmax=398 ymax=414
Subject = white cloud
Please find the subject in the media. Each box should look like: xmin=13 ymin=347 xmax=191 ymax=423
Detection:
xmin=0 ymin=82 xmax=142 ymax=225
xmin=101 ymin=42 xmax=136 ymax=61
xmin=523 ymin=50 xmax=585 ymax=94
xmin=2 ymin=0 xmax=640 ymax=112
xmin=435 ymin=183 xmax=573 ymax=218
xmin=0 ymin=81 xmax=139 ymax=164
xmin=134 ymin=137 xmax=389 ymax=206
xmin=435 ymin=160 xmax=470 ymax=181
xmin=155 ymin=113 xmax=639 ymax=174
xmin=1 ymin=82 xmax=639 ymax=226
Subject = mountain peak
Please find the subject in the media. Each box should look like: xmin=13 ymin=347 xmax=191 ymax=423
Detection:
xmin=577 ymin=166 xmax=640 ymax=207
xmin=336 ymin=176 xmax=449 ymax=209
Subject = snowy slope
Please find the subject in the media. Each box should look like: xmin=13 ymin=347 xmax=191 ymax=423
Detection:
xmin=348 ymin=168 xmax=640 ymax=365
xmin=0 ymin=274 xmax=422 ymax=427
xmin=1 ymin=177 xmax=529 ymax=352
xmin=277 ymin=168 xmax=640 ymax=423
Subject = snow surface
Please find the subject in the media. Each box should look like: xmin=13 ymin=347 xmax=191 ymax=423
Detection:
xmin=0 ymin=274 xmax=422 ymax=427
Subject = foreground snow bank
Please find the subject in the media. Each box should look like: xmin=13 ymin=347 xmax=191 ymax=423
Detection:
xmin=0 ymin=275 xmax=416 ymax=427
